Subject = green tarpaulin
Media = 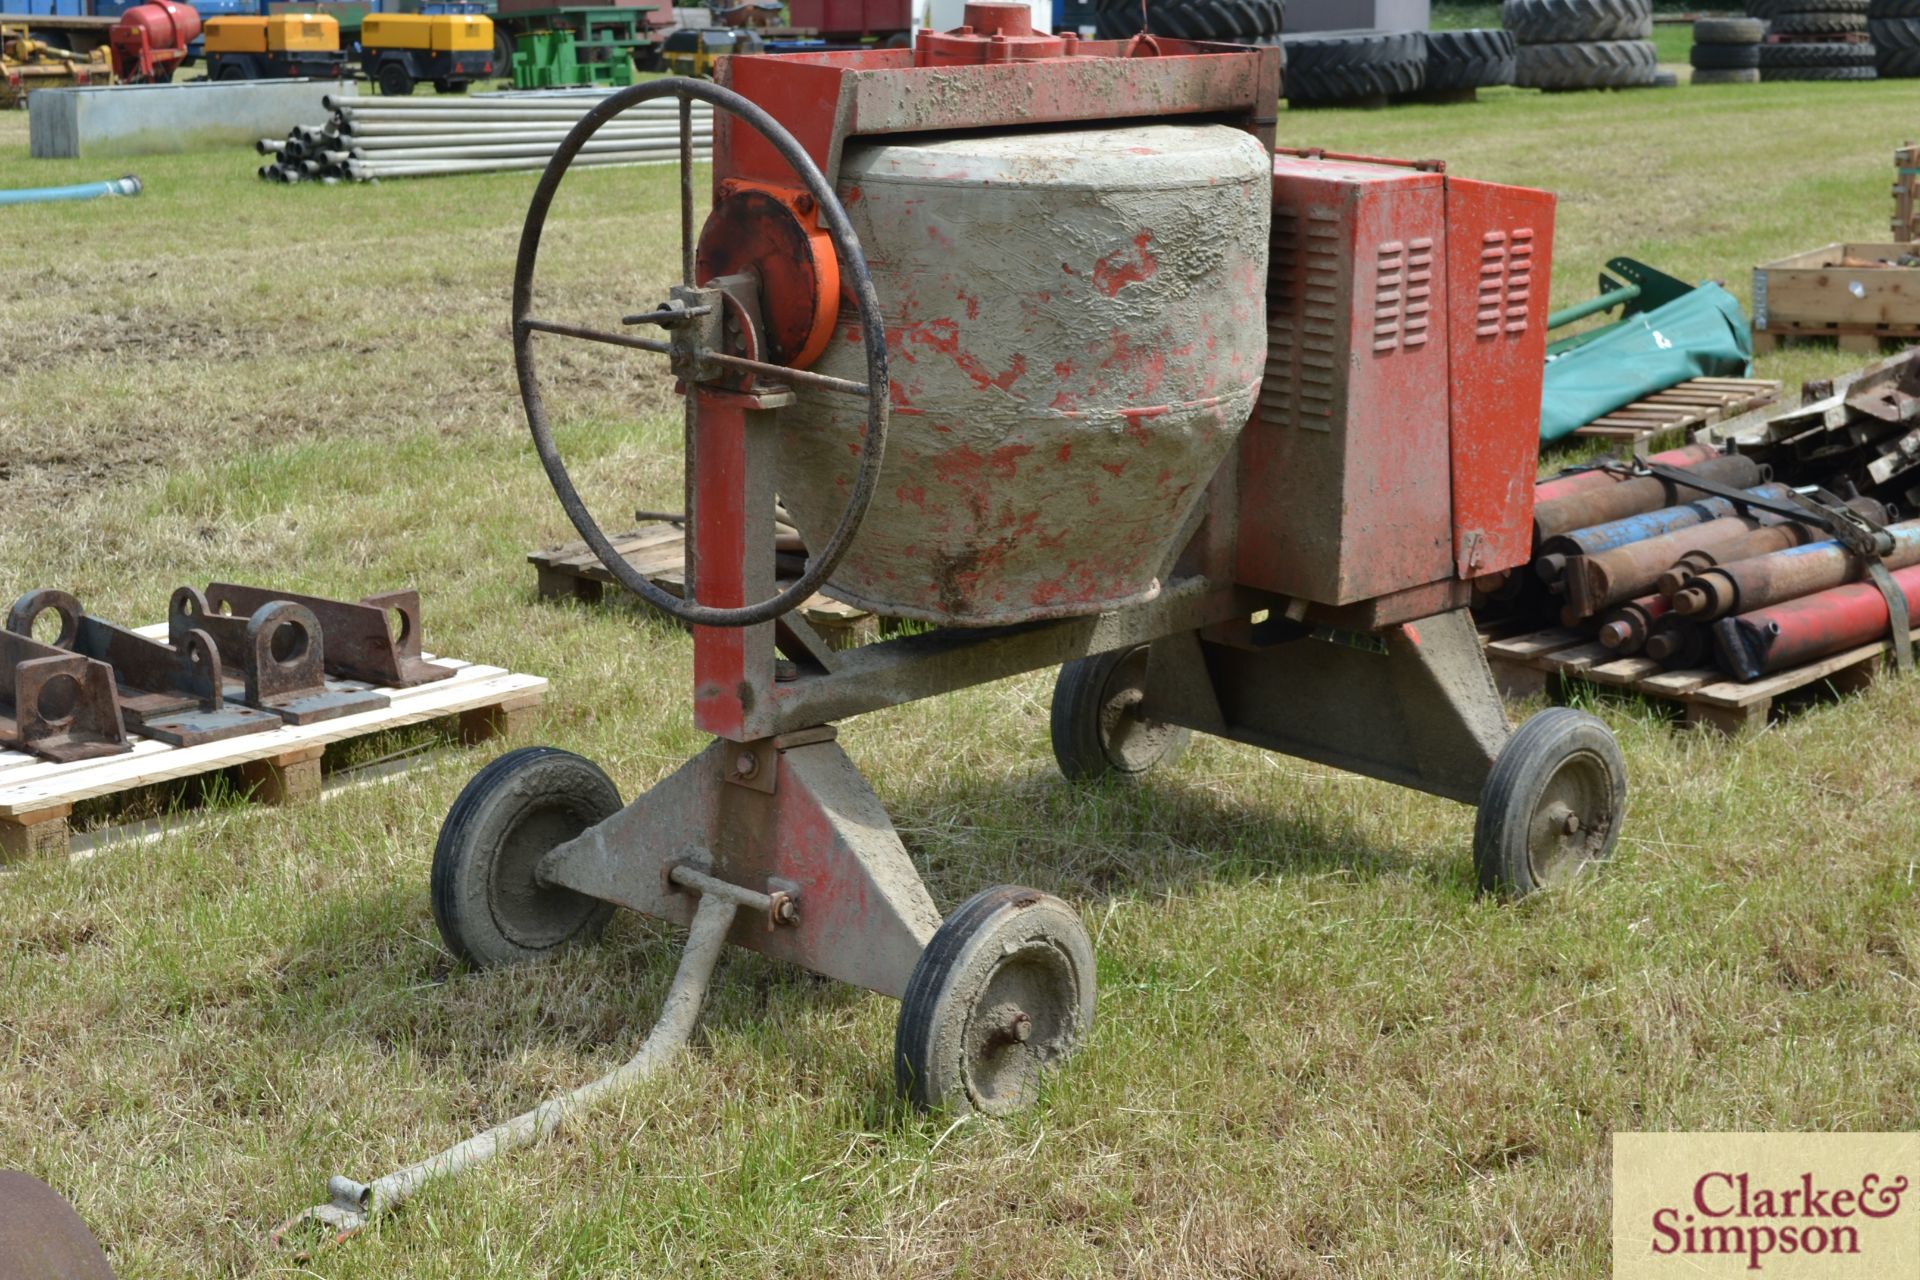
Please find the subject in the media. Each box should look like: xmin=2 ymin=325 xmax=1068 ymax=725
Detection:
xmin=1540 ymin=282 xmax=1753 ymax=443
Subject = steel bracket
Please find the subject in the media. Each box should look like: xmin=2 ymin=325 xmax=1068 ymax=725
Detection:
xmin=537 ymin=733 xmax=938 ymax=999
xmin=169 ymin=588 xmax=391 ymax=725
xmin=0 ymin=630 xmax=128 ymax=763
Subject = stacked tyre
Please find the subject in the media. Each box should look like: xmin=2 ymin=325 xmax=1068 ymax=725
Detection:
xmin=1504 ymin=0 xmax=1660 ymax=91
xmin=1090 ymin=0 xmax=1286 ymax=43
xmin=1420 ymin=28 xmax=1518 ymax=95
xmin=1691 ymin=17 xmax=1766 ymax=82
xmin=1752 ymin=0 xmax=1877 ymax=81
xmin=1282 ymin=30 xmax=1426 ymax=106
xmin=1870 ymin=0 xmax=1920 ymax=78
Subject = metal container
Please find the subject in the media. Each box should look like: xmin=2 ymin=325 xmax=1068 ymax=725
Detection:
xmin=779 ymin=122 xmax=1271 ymax=626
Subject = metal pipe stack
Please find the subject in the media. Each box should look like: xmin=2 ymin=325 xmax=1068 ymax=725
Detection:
xmin=256 ymin=90 xmax=713 ymax=184
xmin=1475 ymin=444 xmax=1917 ymax=682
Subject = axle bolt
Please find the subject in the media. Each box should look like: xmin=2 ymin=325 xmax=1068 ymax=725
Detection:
xmin=1008 ymin=1011 xmax=1032 ymax=1043
xmin=734 ymin=751 xmax=757 ymax=778
xmin=1561 ymin=811 xmax=1581 ymax=835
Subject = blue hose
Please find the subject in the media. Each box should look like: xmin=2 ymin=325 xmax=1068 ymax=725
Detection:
xmin=0 ymin=175 xmax=142 ymax=206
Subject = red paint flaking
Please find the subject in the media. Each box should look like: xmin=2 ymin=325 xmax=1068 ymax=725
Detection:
xmin=1091 ymin=232 xmax=1158 ymax=297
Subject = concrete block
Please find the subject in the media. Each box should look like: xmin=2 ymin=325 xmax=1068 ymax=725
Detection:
xmin=1285 ymin=0 xmax=1429 ymax=33
xmin=28 ymin=78 xmax=354 ymax=159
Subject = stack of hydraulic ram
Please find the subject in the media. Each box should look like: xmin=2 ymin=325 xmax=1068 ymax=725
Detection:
xmin=256 ymin=90 xmax=713 ymax=184
xmin=1475 ymin=444 xmax=1920 ymax=682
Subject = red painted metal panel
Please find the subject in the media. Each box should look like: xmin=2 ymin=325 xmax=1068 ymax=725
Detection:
xmin=1444 ymin=177 xmax=1555 ymax=578
xmin=692 ymin=393 xmax=749 ymax=739
xmin=1236 ymin=156 xmax=1452 ymax=605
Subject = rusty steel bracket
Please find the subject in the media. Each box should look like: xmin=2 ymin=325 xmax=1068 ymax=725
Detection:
xmin=168 ymin=588 xmax=390 ymax=726
xmin=199 ymin=584 xmax=454 ymax=689
xmin=0 ymin=630 xmax=128 ymax=763
xmin=6 ymin=590 xmax=280 ymax=748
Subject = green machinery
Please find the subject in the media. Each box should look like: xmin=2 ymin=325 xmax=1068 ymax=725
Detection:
xmin=510 ymin=26 xmax=632 ymax=87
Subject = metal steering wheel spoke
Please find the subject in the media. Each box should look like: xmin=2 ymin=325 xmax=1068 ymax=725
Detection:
xmin=512 ymin=77 xmax=889 ymax=630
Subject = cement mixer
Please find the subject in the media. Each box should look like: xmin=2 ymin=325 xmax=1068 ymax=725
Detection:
xmin=107 ymin=0 xmax=198 ymax=84
xmin=288 ymin=2 xmax=1631 ymax=1240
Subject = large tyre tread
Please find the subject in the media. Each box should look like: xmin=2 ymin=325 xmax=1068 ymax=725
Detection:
xmin=1691 ymin=42 xmax=1763 ymax=68
xmin=1692 ymin=66 xmax=1763 ymax=82
xmin=1502 ymin=0 xmax=1653 ymax=44
xmin=1424 ymin=28 xmax=1518 ymax=89
xmin=1694 ymin=16 xmax=1766 ymax=42
xmin=1515 ymin=37 xmax=1658 ymax=88
xmin=1092 ymin=0 xmax=1285 ymax=40
xmin=1286 ymin=30 xmax=1427 ymax=102
xmin=1771 ymin=11 xmax=1869 ymax=33
xmin=1761 ymin=62 xmax=1879 ymax=77
xmin=1758 ymin=38 xmax=1878 ymax=65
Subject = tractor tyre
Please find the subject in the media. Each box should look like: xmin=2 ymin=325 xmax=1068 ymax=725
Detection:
xmin=1872 ymin=0 xmax=1920 ymax=17
xmin=1692 ymin=66 xmax=1763 ymax=81
xmin=1872 ymin=15 xmax=1920 ymax=72
xmin=1692 ymin=16 xmax=1766 ymax=42
xmin=1501 ymin=0 xmax=1652 ymax=44
xmin=1690 ymin=41 xmax=1763 ymax=67
xmin=1758 ymin=37 xmax=1877 ymax=64
xmin=1515 ymin=37 xmax=1658 ymax=88
xmin=1761 ymin=62 xmax=1879 ymax=77
xmin=1777 ymin=0 xmax=1866 ymax=10
xmin=1771 ymin=10 xmax=1869 ymax=33
xmin=217 ymin=64 xmax=246 ymax=80
xmin=1422 ymin=28 xmax=1518 ymax=89
xmin=1284 ymin=30 xmax=1426 ymax=103
xmin=1092 ymin=0 xmax=1286 ymax=41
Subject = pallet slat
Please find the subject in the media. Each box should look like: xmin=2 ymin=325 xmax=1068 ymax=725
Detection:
xmin=1569 ymin=377 xmax=1781 ymax=445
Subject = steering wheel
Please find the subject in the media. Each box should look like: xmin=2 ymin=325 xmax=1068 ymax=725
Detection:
xmin=512 ymin=78 xmax=889 ymax=629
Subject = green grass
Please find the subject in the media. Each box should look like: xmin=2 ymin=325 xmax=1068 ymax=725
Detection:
xmin=4 ymin=73 xmax=1920 ymax=1279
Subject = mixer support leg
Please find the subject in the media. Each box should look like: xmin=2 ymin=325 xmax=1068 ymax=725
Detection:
xmin=538 ymin=730 xmax=942 ymax=999
xmin=1148 ymin=606 xmax=1511 ymax=804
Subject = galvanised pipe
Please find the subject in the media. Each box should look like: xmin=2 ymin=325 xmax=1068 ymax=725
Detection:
xmin=1533 ymin=442 xmax=1720 ymax=504
xmin=1597 ymin=592 xmax=1671 ymax=653
xmin=1673 ymin=519 xmax=1920 ymax=621
xmin=1562 ymin=513 xmax=1776 ymax=620
xmin=1537 ymin=482 xmax=1796 ymax=582
xmin=1714 ymin=560 xmax=1920 ymax=680
xmin=0 ymin=175 xmax=141 ymax=206
xmin=346 ymin=139 xmax=705 ymax=162
xmin=347 ymin=152 xmax=683 ymax=180
xmin=340 ymin=113 xmax=712 ymax=131
xmin=1532 ymin=453 xmax=1763 ymax=546
xmin=346 ymin=127 xmax=708 ymax=150
xmin=343 ymin=120 xmax=712 ymax=139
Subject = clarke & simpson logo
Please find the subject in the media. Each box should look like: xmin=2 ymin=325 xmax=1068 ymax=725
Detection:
xmin=1614 ymin=1133 xmax=1919 ymax=1278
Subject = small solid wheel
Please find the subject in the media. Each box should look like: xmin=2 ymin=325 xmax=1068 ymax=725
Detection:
xmin=894 ymin=885 xmax=1096 ymax=1116
xmin=1473 ymin=708 xmax=1627 ymax=899
xmin=431 ymin=746 xmax=622 ymax=968
xmin=1049 ymin=645 xmax=1190 ymax=782
xmin=376 ymin=62 xmax=414 ymax=96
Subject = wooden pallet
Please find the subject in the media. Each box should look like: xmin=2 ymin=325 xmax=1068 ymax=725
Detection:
xmin=0 ymin=627 xmax=546 ymax=861
xmin=1571 ymin=377 xmax=1782 ymax=445
xmin=1751 ymin=324 xmax=1920 ymax=357
xmin=1483 ymin=626 xmax=1910 ymax=736
xmin=527 ymin=520 xmax=879 ymax=647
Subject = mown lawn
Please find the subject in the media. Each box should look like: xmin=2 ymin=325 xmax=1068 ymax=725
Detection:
xmin=3 ymin=69 xmax=1920 ymax=1280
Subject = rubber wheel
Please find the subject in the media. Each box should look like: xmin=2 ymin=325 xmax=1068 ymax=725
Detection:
xmin=1423 ymin=28 xmax=1518 ymax=90
xmin=1501 ymin=0 xmax=1653 ymax=44
xmin=1781 ymin=0 xmax=1867 ymax=9
xmin=1693 ymin=16 xmax=1766 ymax=42
xmin=376 ymin=61 xmax=414 ymax=96
xmin=1516 ymin=38 xmax=1658 ymax=88
xmin=1872 ymin=15 xmax=1920 ymax=57
xmin=1693 ymin=66 xmax=1763 ymax=82
xmin=1473 ymin=708 xmax=1626 ymax=899
xmin=431 ymin=746 xmax=622 ymax=968
xmin=1285 ymin=30 xmax=1426 ymax=103
xmin=436 ymin=78 xmax=470 ymax=93
xmin=0 ymin=1173 xmax=113 ymax=1280
xmin=1049 ymin=645 xmax=1191 ymax=783
xmin=1880 ymin=45 xmax=1920 ymax=75
xmin=1092 ymin=0 xmax=1286 ymax=40
xmin=217 ymin=64 xmax=246 ymax=80
xmin=1772 ymin=10 xmax=1869 ymax=32
xmin=1873 ymin=0 xmax=1920 ymax=18
xmin=1760 ymin=38 xmax=1877 ymax=64
xmin=894 ymin=885 xmax=1096 ymax=1116
xmin=1762 ymin=62 xmax=1879 ymax=77
xmin=1691 ymin=41 xmax=1763 ymax=67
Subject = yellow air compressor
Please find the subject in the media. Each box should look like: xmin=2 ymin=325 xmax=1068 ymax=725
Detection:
xmin=204 ymin=13 xmax=345 ymax=81
xmin=360 ymin=12 xmax=493 ymax=96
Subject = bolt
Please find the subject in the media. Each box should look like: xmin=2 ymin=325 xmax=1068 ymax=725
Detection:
xmin=1562 ymin=812 xmax=1582 ymax=836
xmin=772 ymin=895 xmax=798 ymax=926
xmin=794 ymin=192 xmax=814 ymax=215
xmin=1008 ymin=1010 xmax=1031 ymax=1043
xmin=734 ymin=751 xmax=757 ymax=777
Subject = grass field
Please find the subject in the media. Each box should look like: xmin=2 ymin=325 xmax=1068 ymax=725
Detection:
xmin=4 ymin=68 xmax=1920 ymax=1280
